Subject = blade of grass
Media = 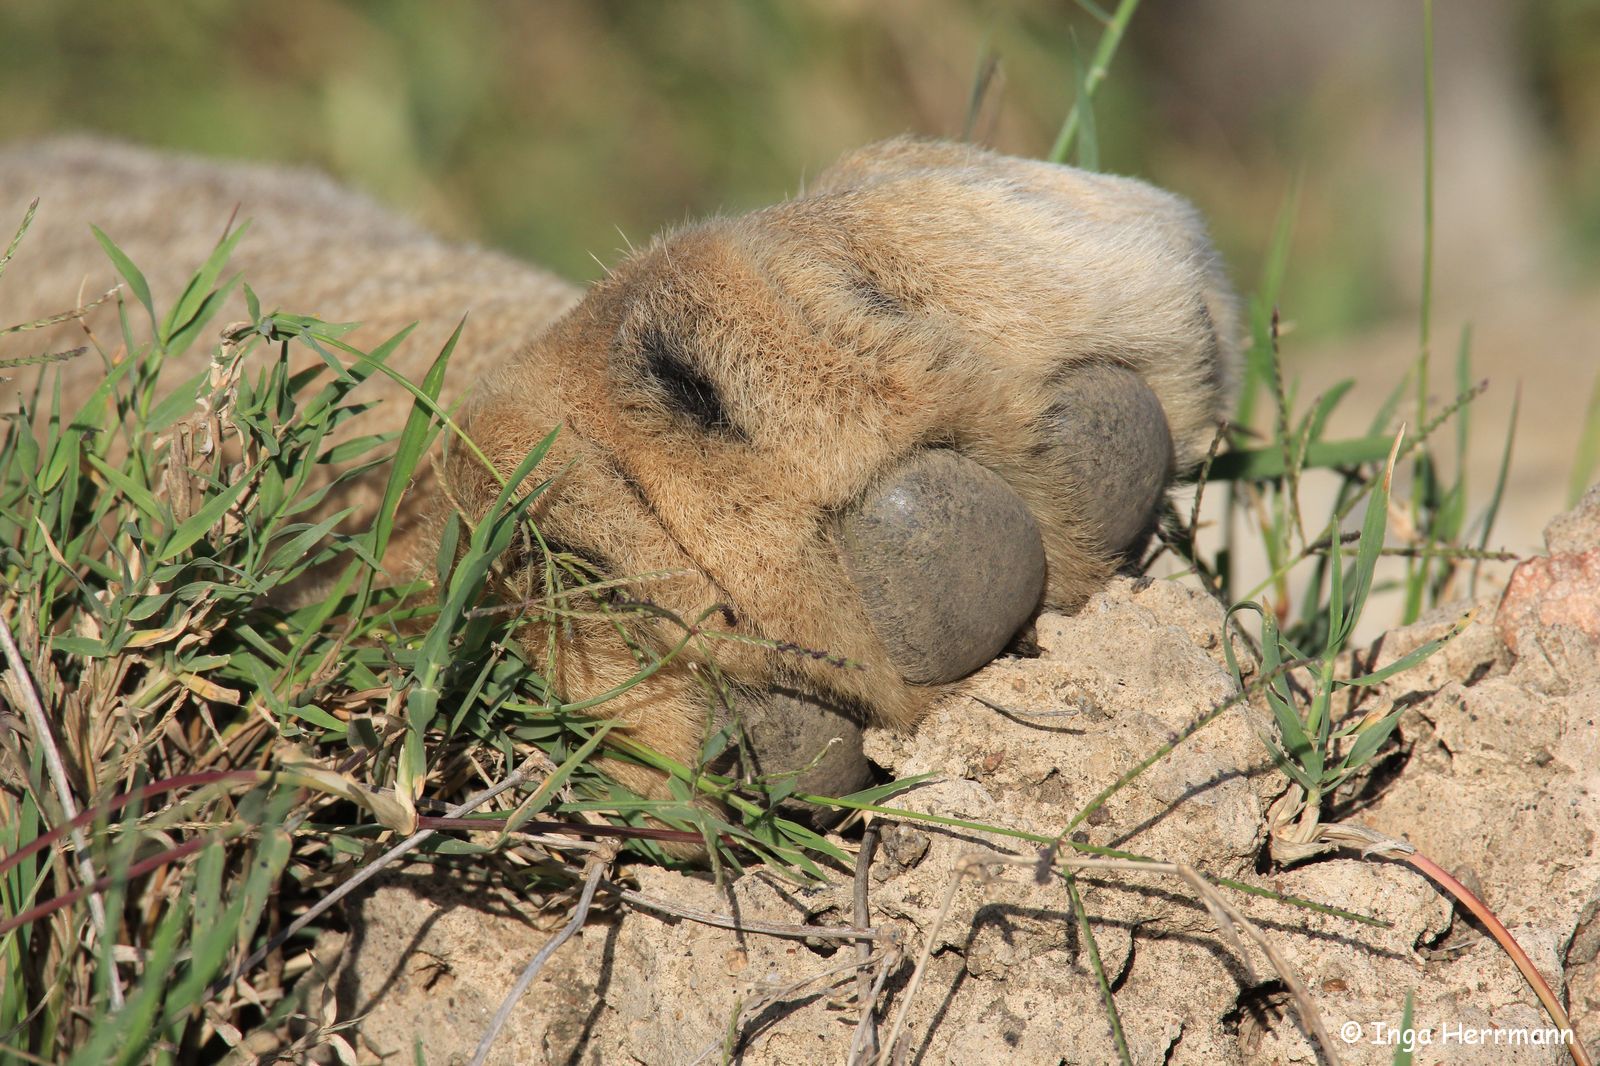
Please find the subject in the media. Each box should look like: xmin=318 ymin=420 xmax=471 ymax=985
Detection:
xmin=1210 ymin=435 xmax=1393 ymax=481
xmin=1403 ymin=0 xmax=1438 ymax=625
xmin=1471 ymin=384 xmax=1518 ymax=597
xmin=1568 ymin=370 xmax=1600 ymax=506
xmin=1047 ymin=0 xmax=1140 ymax=164
xmin=159 ymin=223 xmax=249 ymax=352
xmin=1067 ymin=30 xmax=1099 ymax=171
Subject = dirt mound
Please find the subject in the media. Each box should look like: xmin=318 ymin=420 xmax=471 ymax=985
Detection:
xmin=330 ymin=489 xmax=1600 ymax=1064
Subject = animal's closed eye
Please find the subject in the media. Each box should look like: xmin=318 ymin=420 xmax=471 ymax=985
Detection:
xmin=631 ymin=325 xmax=746 ymax=440
xmin=847 ymin=271 xmax=906 ymax=316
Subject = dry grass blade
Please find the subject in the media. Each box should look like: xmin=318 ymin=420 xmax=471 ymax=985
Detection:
xmin=850 ymin=823 xmax=881 ymax=1064
xmin=1069 ymin=857 xmax=1335 ymax=1062
xmin=0 ymin=614 xmax=124 ymax=1008
xmin=606 ymin=882 xmax=879 ymax=942
xmin=876 ymin=852 xmax=988 ymax=1064
xmin=849 ymin=946 xmax=901 ymax=1066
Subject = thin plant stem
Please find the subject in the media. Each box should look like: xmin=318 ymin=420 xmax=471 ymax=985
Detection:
xmin=1047 ymin=0 xmax=1141 ymax=163
xmin=1403 ymin=851 xmax=1591 ymax=1066
xmin=468 ymin=857 xmax=609 ymax=1066
xmin=0 ymin=614 xmax=124 ymax=1007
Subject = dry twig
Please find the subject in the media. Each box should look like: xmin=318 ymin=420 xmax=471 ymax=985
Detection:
xmin=469 ymin=854 xmax=612 ymax=1066
xmin=848 ymin=822 xmax=882 ymax=1064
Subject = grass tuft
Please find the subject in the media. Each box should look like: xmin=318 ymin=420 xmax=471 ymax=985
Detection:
xmin=0 ymin=218 xmax=905 ymax=1058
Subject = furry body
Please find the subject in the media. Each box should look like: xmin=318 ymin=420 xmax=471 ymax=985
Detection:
xmin=1 ymin=137 xmax=1238 ymax=801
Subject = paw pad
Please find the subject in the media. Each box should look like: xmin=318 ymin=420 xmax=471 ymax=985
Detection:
xmin=840 ymin=449 xmax=1046 ymax=685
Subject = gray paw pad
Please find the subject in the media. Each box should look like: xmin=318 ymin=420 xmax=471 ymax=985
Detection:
xmin=839 ymin=449 xmax=1046 ymax=685
xmin=1044 ymin=364 xmax=1174 ymax=555
xmin=734 ymin=686 xmax=872 ymax=812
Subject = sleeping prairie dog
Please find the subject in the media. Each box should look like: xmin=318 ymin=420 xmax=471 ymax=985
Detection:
xmin=0 ymin=137 xmax=1238 ymax=806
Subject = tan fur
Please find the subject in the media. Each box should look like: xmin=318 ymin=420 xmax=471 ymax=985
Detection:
xmin=1 ymin=137 xmax=1238 ymax=803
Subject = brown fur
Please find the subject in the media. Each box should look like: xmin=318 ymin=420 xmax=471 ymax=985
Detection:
xmin=1 ymin=137 xmax=1238 ymax=804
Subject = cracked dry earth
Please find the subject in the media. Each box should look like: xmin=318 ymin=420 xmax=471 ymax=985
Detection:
xmin=320 ymin=488 xmax=1600 ymax=1065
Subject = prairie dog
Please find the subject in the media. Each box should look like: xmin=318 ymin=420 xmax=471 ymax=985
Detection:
xmin=1 ymin=137 xmax=1238 ymax=804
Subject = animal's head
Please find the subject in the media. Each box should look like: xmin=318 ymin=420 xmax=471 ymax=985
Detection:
xmin=441 ymin=137 xmax=1240 ymax=805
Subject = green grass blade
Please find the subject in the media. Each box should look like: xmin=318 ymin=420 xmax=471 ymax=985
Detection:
xmin=1064 ymin=873 xmax=1131 ymax=1064
xmin=1326 ymin=515 xmax=1346 ymax=648
xmin=1047 ymin=0 xmax=1139 ymax=164
xmin=401 ymin=430 xmax=559 ymax=798
xmin=1340 ymin=709 xmax=1402 ymax=778
xmin=1392 ymin=990 xmax=1416 ymax=1066
xmin=371 ymin=318 xmax=461 ymax=565
xmin=1341 ymin=433 xmax=1401 ymax=646
xmin=1233 ymin=183 xmax=1298 ymax=432
xmin=825 ymin=773 xmax=936 ymax=807
xmin=1303 ymin=380 xmax=1355 ymax=444
xmin=1470 ymin=385 xmax=1518 ymax=598
xmin=960 ymin=45 xmax=1000 ymax=143
xmin=67 ymin=887 xmax=191 ymax=1066
xmin=1341 ymin=623 xmax=1462 ymax=688
xmin=163 ymin=276 xmax=240 ymax=358
xmin=89 ymin=225 xmax=155 ymax=331
xmin=161 ymin=794 xmax=294 ymax=1028
xmin=84 ymin=452 xmax=166 ymax=526
xmin=1209 ymin=436 xmax=1394 ymax=481
xmin=156 ymin=464 xmax=259 ymax=561
xmin=1067 ymin=30 xmax=1099 ymax=171
xmin=1567 ymin=369 xmax=1600 ymax=506
xmin=159 ymin=222 xmax=249 ymax=349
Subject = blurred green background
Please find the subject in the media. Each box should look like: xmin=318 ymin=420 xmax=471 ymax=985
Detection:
xmin=4 ymin=0 xmax=1598 ymax=346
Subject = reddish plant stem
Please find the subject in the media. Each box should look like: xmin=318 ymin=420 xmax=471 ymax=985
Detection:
xmin=0 ymin=835 xmax=212 ymax=938
xmin=0 ymin=771 xmax=261 ymax=880
xmin=1404 ymin=851 xmax=1592 ymax=1066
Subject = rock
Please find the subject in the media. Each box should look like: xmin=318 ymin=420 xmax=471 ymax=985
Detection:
xmin=1497 ymin=481 xmax=1600 ymax=656
xmin=1497 ymin=549 xmax=1600 ymax=656
xmin=1543 ymin=483 xmax=1600 ymax=555
xmin=328 ymin=497 xmax=1600 ymax=1063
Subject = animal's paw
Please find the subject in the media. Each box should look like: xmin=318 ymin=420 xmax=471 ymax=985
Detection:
xmin=443 ymin=138 xmax=1239 ymax=804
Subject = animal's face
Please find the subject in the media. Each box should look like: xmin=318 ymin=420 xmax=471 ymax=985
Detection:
xmin=443 ymin=138 xmax=1239 ymax=803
